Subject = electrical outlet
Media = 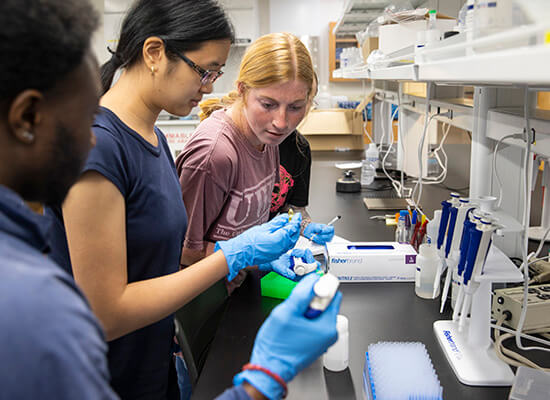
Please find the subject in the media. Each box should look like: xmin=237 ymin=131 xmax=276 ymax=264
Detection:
xmin=492 ymin=284 xmax=550 ymax=330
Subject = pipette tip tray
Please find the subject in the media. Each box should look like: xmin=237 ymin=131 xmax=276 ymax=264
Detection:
xmin=363 ymin=341 xmax=443 ymax=400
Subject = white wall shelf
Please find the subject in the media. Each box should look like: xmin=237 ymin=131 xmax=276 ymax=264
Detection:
xmin=340 ymin=24 xmax=550 ymax=87
xmin=417 ymin=44 xmax=550 ymax=87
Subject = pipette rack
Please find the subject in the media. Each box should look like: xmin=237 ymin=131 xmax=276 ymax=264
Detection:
xmin=433 ymin=245 xmax=523 ymax=386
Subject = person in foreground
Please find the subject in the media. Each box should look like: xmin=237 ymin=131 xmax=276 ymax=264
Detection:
xmin=0 ymin=1 xmax=341 ymax=399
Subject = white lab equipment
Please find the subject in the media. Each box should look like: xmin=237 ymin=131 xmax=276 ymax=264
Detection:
xmin=304 ymin=273 xmax=339 ymax=319
xmin=415 ymin=243 xmax=441 ymax=299
xmin=291 ymin=257 xmax=318 ymax=276
xmin=326 ymin=242 xmax=417 ymax=282
xmin=323 ymin=315 xmax=349 ymax=372
xmin=440 ymin=197 xmax=474 ymax=313
xmin=431 ymin=197 xmax=523 ymax=386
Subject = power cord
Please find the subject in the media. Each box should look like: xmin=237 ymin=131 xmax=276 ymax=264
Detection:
xmin=494 ymin=314 xmax=550 ymax=371
xmin=491 ymin=132 xmax=525 ymax=209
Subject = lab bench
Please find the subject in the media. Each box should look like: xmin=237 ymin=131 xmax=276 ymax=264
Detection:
xmin=191 ymin=150 xmax=512 ymax=400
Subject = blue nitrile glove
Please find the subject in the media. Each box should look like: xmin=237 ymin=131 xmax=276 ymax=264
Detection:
xmin=258 ymin=248 xmax=320 ymax=281
xmin=233 ymin=274 xmax=342 ymax=399
xmin=303 ymin=222 xmax=335 ymax=245
xmin=215 ymin=213 xmax=302 ymax=281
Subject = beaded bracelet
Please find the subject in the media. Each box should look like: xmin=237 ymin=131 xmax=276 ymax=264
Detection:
xmin=242 ymin=363 xmax=288 ymax=399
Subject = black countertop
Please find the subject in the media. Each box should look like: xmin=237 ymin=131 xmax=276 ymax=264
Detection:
xmin=192 ymin=149 xmax=513 ymax=400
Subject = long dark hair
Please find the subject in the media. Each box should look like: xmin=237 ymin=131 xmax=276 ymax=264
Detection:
xmin=101 ymin=0 xmax=234 ymax=94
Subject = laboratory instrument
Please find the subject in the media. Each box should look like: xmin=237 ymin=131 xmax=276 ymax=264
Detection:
xmin=291 ymin=257 xmax=318 ymax=276
xmin=432 ymin=206 xmax=523 ymax=386
xmin=307 ymin=215 xmax=340 ymax=245
xmin=440 ymin=196 xmax=474 ymax=313
xmin=336 ymin=170 xmax=361 ymax=193
xmin=305 ymin=273 xmax=339 ymax=319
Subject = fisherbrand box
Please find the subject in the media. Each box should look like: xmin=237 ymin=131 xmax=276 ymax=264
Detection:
xmin=326 ymin=242 xmax=417 ymax=282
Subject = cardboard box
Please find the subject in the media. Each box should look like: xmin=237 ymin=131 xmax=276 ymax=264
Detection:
xmin=305 ymin=134 xmax=365 ymax=151
xmin=298 ymin=109 xmax=363 ymax=135
xmin=299 ymin=109 xmax=365 ymax=151
xmin=379 ymin=15 xmax=456 ymax=54
xmin=403 ymin=82 xmax=427 ymax=97
xmin=326 ymin=242 xmax=417 ymax=282
xmin=361 ymin=36 xmax=379 ymax=62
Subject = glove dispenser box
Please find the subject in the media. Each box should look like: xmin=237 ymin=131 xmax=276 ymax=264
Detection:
xmin=326 ymin=242 xmax=417 ymax=282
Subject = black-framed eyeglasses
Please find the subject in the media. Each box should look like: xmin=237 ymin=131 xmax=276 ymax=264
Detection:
xmin=176 ymin=52 xmax=224 ymax=85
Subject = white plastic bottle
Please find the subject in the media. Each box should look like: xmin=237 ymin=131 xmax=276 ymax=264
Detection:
xmin=415 ymin=243 xmax=441 ymax=299
xmin=323 ymin=315 xmax=349 ymax=372
xmin=426 ymin=210 xmax=442 ymax=245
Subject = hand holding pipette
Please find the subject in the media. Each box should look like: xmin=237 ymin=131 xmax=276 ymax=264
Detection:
xmin=304 ymin=215 xmax=340 ymax=245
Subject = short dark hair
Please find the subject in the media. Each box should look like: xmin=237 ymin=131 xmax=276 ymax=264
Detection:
xmin=101 ymin=0 xmax=235 ymax=93
xmin=0 ymin=0 xmax=98 ymax=103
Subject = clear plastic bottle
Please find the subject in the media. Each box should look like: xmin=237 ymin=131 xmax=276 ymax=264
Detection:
xmin=457 ymin=2 xmax=468 ymax=32
xmin=365 ymin=143 xmax=379 ymax=169
xmin=395 ymin=210 xmax=409 ymax=242
xmin=427 ymin=149 xmax=442 ymax=179
xmin=360 ymin=159 xmax=376 ymax=186
xmin=425 ymin=9 xmax=440 ymax=45
xmin=428 ymin=9 xmax=437 ymax=30
xmin=415 ymin=243 xmax=441 ymax=299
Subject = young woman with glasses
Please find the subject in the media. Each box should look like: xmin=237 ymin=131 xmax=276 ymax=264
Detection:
xmin=44 ymin=1 xmax=303 ymax=399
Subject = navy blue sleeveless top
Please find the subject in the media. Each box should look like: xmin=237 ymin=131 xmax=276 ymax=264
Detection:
xmin=46 ymin=107 xmax=188 ymax=399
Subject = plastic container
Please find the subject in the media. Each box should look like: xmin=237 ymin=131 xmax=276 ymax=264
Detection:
xmin=365 ymin=143 xmax=379 ymax=169
xmin=305 ymin=273 xmax=339 ymax=319
xmin=415 ymin=243 xmax=440 ymax=299
xmin=260 ymin=272 xmax=297 ymax=300
xmin=323 ymin=315 xmax=349 ymax=372
xmin=361 ymin=160 xmax=376 ymax=186
xmin=316 ymin=86 xmax=331 ymax=109
xmin=395 ymin=210 xmax=409 ymax=243
xmin=425 ymin=9 xmax=440 ymax=45
xmin=426 ymin=210 xmax=442 ymax=245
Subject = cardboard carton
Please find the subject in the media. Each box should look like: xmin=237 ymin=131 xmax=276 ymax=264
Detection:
xmin=298 ymin=108 xmax=364 ymax=151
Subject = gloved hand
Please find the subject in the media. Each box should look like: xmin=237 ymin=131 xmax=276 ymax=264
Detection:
xmin=303 ymin=222 xmax=335 ymax=245
xmin=234 ymin=274 xmax=342 ymax=399
xmin=258 ymin=248 xmax=320 ymax=281
xmin=216 ymin=213 xmax=302 ymax=281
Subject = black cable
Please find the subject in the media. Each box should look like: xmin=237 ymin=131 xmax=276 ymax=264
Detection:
xmin=436 ymin=182 xmax=469 ymax=192
xmin=363 ymin=185 xmax=395 ymax=192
